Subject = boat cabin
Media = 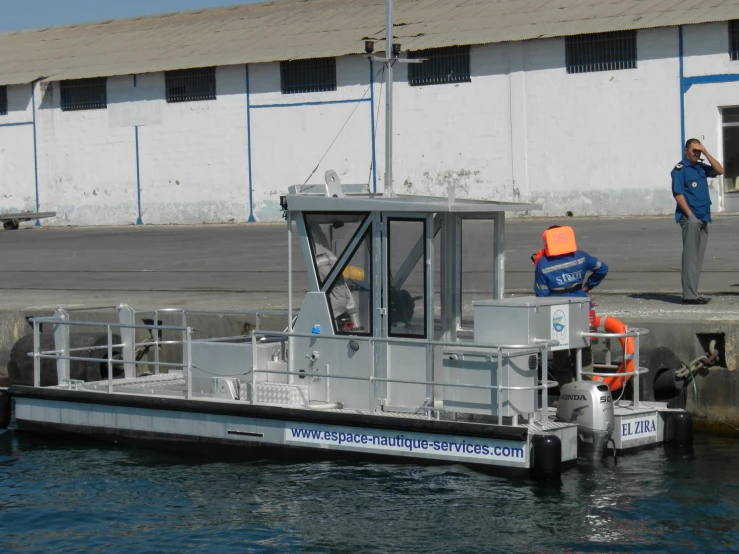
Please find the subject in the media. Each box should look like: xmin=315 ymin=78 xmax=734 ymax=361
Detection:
xmin=263 ymin=180 xmax=589 ymax=422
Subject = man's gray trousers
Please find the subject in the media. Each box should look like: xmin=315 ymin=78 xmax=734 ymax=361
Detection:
xmin=679 ymin=215 xmax=709 ymax=300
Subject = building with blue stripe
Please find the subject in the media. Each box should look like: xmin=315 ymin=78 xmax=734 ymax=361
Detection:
xmin=0 ymin=1 xmax=738 ymax=225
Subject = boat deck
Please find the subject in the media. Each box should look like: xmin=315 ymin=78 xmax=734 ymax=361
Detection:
xmin=65 ymin=374 xmax=573 ymax=434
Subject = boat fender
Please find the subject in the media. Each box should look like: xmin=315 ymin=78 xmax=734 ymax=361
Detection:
xmin=0 ymin=390 xmax=10 ymax=429
xmin=531 ymin=435 xmax=561 ymax=480
xmin=665 ymin=411 xmax=693 ymax=447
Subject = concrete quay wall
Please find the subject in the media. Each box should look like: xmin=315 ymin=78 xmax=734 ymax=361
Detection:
xmin=621 ymin=314 xmax=739 ymax=435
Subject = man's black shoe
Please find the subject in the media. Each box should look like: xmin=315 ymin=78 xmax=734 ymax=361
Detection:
xmin=683 ymin=297 xmax=710 ymax=305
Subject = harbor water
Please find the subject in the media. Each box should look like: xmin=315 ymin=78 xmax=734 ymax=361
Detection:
xmin=0 ymin=430 xmax=736 ymax=553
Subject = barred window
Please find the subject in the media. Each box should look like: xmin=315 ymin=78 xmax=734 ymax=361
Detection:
xmin=565 ymin=31 xmax=637 ymax=74
xmin=165 ymin=67 xmax=216 ymax=103
xmin=280 ymin=57 xmax=336 ymax=94
xmin=408 ymin=46 xmax=471 ymax=86
xmin=0 ymin=86 xmax=6 ymax=116
xmin=60 ymin=78 xmax=107 ymax=111
xmin=731 ymin=21 xmax=739 ymax=61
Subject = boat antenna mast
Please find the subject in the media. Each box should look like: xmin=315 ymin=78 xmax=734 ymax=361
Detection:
xmin=367 ymin=0 xmax=424 ymax=197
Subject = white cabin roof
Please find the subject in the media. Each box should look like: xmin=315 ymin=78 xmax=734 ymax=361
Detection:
xmin=285 ymin=187 xmax=542 ymax=213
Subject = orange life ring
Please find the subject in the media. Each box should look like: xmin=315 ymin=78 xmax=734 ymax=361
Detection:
xmin=593 ymin=315 xmax=635 ymax=391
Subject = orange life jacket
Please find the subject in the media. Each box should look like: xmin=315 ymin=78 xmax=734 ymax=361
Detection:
xmin=542 ymin=226 xmax=577 ymax=257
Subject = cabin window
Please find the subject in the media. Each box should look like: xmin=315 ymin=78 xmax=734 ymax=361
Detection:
xmin=280 ymin=57 xmax=337 ymax=94
xmin=327 ymin=230 xmax=372 ymax=335
xmin=165 ymin=67 xmax=216 ymax=103
xmin=387 ymin=218 xmax=426 ymax=338
xmin=565 ymin=31 xmax=637 ymax=74
xmin=408 ymin=46 xmax=471 ymax=87
xmin=0 ymin=86 xmax=7 ymax=115
xmin=60 ymin=78 xmax=107 ymax=111
xmin=731 ymin=21 xmax=739 ymax=61
xmin=305 ymin=213 xmax=372 ymax=335
xmin=305 ymin=213 xmax=367 ymax=287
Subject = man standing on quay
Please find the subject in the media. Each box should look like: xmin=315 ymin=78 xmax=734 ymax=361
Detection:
xmin=671 ymin=139 xmax=724 ymax=305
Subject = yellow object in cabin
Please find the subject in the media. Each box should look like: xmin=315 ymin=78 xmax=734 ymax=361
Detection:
xmin=343 ymin=265 xmax=365 ymax=280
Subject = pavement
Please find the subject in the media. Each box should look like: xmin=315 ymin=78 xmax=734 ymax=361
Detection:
xmin=0 ymin=214 xmax=738 ymax=320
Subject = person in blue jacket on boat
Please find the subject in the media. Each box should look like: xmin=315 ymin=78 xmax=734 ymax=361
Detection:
xmin=533 ymin=225 xmax=608 ymax=389
xmin=533 ymin=226 xmax=608 ymax=298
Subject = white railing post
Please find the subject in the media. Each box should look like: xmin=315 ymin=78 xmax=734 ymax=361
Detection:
xmin=107 ymin=325 xmax=114 ymax=394
xmin=33 ymin=321 xmax=41 ymax=387
xmin=497 ymin=347 xmax=503 ymax=425
xmin=575 ymin=347 xmax=582 ymax=381
xmin=181 ymin=310 xmax=188 ymax=381
xmin=251 ymin=331 xmax=258 ymax=404
xmin=52 ymin=307 xmax=70 ymax=384
xmin=632 ymin=332 xmax=641 ymax=409
xmin=540 ymin=344 xmax=549 ymax=422
xmin=287 ymin=335 xmax=293 ymax=386
xmin=117 ymin=304 xmax=136 ymax=379
xmin=185 ymin=326 xmax=193 ymax=400
xmin=425 ymin=339 xmax=432 ymax=410
xmin=153 ymin=309 xmax=160 ymax=376
xmin=369 ymin=338 xmax=375 ymax=412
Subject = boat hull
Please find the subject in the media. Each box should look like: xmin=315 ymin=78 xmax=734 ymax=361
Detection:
xmin=10 ymin=386 xmax=578 ymax=475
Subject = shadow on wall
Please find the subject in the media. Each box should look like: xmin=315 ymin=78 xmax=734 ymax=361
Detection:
xmin=38 ymin=82 xmax=54 ymax=110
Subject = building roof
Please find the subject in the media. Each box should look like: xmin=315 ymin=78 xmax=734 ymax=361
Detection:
xmin=1 ymin=0 xmax=738 ymax=86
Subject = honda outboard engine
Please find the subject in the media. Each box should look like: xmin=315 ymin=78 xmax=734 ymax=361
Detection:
xmin=556 ymin=381 xmax=614 ymax=460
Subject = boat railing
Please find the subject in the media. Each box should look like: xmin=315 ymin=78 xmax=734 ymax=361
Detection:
xmin=28 ymin=316 xmax=192 ymax=393
xmin=578 ymin=327 xmax=650 ymax=409
xmin=132 ymin=307 xmax=291 ymax=377
xmin=133 ymin=307 xmax=290 ymax=329
xmin=27 ymin=314 xmax=559 ymax=424
xmin=250 ymin=329 xmax=559 ymax=424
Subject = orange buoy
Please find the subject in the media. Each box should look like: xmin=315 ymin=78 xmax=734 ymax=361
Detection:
xmin=593 ymin=315 xmax=635 ymax=391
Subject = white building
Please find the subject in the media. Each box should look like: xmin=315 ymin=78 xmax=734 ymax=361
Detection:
xmin=1 ymin=0 xmax=739 ymax=225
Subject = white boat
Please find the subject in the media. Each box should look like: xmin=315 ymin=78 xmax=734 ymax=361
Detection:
xmin=2 ymin=180 xmax=693 ymax=479
xmin=0 ymin=0 xmax=693 ymax=479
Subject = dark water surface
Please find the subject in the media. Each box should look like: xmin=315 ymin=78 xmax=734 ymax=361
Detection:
xmin=0 ymin=431 xmax=737 ymax=553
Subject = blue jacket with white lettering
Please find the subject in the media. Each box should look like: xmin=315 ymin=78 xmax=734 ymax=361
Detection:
xmin=534 ymin=250 xmax=608 ymax=297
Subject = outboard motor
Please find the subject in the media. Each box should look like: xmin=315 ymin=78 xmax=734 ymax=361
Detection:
xmin=556 ymin=381 xmax=614 ymax=460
